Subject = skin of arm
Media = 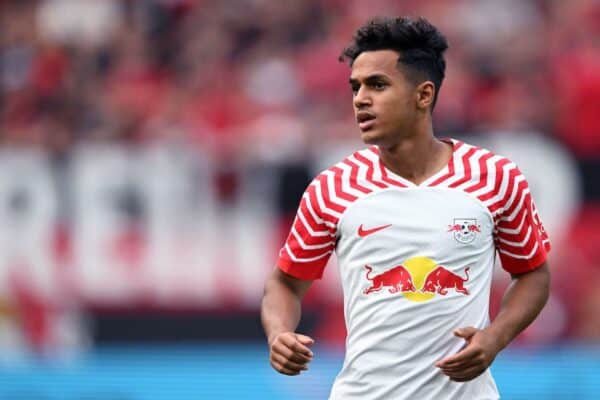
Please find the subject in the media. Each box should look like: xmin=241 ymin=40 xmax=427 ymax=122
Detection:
xmin=261 ymin=268 xmax=315 ymax=376
xmin=436 ymin=262 xmax=550 ymax=381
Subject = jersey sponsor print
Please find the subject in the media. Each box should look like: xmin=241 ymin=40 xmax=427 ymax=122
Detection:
xmin=363 ymin=264 xmax=416 ymax=295
xmin=277 ymin=139 xmax=550 ymax=400
xmin=448 ymin=218 xmax=481 ymax=244
xmin=357 ymin=223 xmax=393 ymax=237
xmin=363 ymin=260 xmax=470 ymax=299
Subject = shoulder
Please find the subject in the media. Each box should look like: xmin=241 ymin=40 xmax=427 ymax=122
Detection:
xmin=302 ymin=147 xmax=380 ymax=219
xmin=308 ymin=146 xmax=378 ymax=189
xmin=313 ymin=147 xmax=378 ymax=178
xmin=453 ymin=139 xmax=524 ymax=180
xmin=452 ymin=139 xmax=529 ymax=216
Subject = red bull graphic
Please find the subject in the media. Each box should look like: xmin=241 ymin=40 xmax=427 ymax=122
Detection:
xmin=448 ymin=218 xmax=480 ymax=244
xmin=421 ymin=266 xmax=470 ymax=295
xmin=363 ymin=257 xmax=470 ymax=301
xmin=447 ymin=224 xmax=462 ymax=232
xmin=468 ymin=224 xmax=481 ymax=233
xmin=363 ymin=265 xmax=416 ymax=294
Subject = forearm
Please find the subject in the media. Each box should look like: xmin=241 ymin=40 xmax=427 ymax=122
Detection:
xmin=261 ymin=273 xmax=304 ymax=343
xmin=486 ymin=263 xmax=550 ymax=350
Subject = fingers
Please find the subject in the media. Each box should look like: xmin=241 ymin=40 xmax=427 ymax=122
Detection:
xmin=280 ymin=334 xmax=314 ymax=358
xmin=278 ymin=334 xmax=313 ymax=359
xmin=453 ymin=326 xmax=478 ymax=340
xmin=270 ymin=355 xmax=310 ymax=375
xmin=270 ymin=360 xmax=301 ymax=376
xmin=296 ymin=334 xmax=315 ymax=346
xmin=271 ymin=352 xmax=308 ymax=372
xmin=442 ymin=365 xmax=487 ymax=382
xmin=438 ymin=352 xmax=485 ymax=373
xmin=452 ymin=326 xmax=479 ymax=343
xmin=269 ymin=332 xmax=315 ymax=376
xmin=436 ymin=327 xmax=497 ymax=382
xmin=436 ymin=346 xmax=478 ymax=368
xmin=438 ymin=354 xmax=488 ymax=382
xmin=272 ymin=341 xmax=312 ymax=364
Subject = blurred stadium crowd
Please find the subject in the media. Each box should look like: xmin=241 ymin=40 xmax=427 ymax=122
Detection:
xmin=0 ymin=0 xmax=599 ymax=355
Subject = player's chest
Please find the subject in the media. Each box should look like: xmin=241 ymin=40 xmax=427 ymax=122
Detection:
xmin=336 ymin=188 xmax=494 ymax=254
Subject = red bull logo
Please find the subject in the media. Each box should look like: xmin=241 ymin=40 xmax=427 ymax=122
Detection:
xmin=448 ymin=218 xmax=480 ymax=244
xmin=421 ymin=266 xmax=470 ymax=296
xmin=363 ymin=265 xmax=416 ymax=294
xmin=468 ymin=224 xmax=481 ymax=233
xmin=447 ymin=224 xmax=462 ymax=232
xmin=363 ymin=257 xmax=470 ymax=302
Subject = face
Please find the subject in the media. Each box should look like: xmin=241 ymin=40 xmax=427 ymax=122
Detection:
xmin=349 ymin=50 xmax=425 ymax=146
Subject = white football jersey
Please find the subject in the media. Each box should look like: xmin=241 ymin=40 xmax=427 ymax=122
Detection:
xmin=277 ymin=139 xmax=550 ymax=400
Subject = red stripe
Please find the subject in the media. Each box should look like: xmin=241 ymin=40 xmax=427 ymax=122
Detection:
xmin=497 ymin=214 xmax=532 ymax=244
xmin=354 ymin=152 xmax=387 ymax=189
xmin=495 ymin=178 xmax=528 ymax=219
xmin=293 ymin=217 xmax=332 ymax=246
xmin=449 ymin=147 xmax=478 ymax=188
xmin=494 ymin=187 xmax=530 ymax=230
xmin=427 ymin=142 xmax=462 ymax=187
xmin=497 ymin=249 xmax=547 ymax=274
xmin=315 ymin=175 xmax=345 ymax=215
xmin=283 ymin=243 xmax=333 ymax=262
xmin=298 ymin=197 xmax=330 ymax=234
xmin=496 ymin=208 xmax=527 ymax=233
xmin=462 ymin=152 xmax=494 ymax=193
xmin=378 ymin=160 xmax=407 ymax=187
xmin=277 ymin=257 xmax=328 ymax=280
xmin=306 ymin=185 xmax=337 ymax=226
xmin=496 ymin=229 xmax=538 ymax=255
xmin=330 ymin=166 xmax=359 ymax=202
xmin=474 ymin=158 xmax=511 ymax=202
xmin=486 ymin=167 xmax=522 ymax=215
xmin=366 ymin=144 xmax=407 ymax=186
xmin=342 ymin=159 xmax=371 ymax=194
xmin=286 ymin=233 xmax=335 ymax=259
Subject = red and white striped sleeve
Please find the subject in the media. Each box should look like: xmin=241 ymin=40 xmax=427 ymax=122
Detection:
xmin=495 ymin=166 xmax=551 ymax=274
xmin=276 ymin=175 xmax=338 ymax=280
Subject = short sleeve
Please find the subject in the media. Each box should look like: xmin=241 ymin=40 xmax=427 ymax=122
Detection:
xmin=495 ymin=169 xmax=551 ymax=274
xmin=277 ymin=179 xmax=337 ymax=280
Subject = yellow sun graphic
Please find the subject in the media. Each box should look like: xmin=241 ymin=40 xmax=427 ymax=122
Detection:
xmin=401 ymin=256 xmax=438 ymax=302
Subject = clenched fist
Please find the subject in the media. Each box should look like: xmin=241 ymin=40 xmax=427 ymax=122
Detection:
xmin=269 ymin=332 xmax=315 ymax=376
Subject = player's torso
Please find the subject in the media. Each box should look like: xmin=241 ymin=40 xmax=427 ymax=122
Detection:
xmin=336 ymin=186 xmax=495 ymax=309
xmin=330 ymin=183 xmax=500 ymax=399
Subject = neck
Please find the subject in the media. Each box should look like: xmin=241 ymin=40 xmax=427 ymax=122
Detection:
xmin=378 ymin=126 xmax=451 ymax=185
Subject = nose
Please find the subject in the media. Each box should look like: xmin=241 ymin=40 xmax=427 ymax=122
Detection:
xmin=353 ymin=86 xmax=371 ymax=109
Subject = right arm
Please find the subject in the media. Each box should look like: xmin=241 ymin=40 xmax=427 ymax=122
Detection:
xmin=263 ymin=173 xmax=337 ymax=375
xmin=261 ymin=268 xmax=315 ymax=375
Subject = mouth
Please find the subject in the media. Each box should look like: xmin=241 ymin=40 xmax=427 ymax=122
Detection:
xmin=356 ymin=111 xmax=376 ymax=132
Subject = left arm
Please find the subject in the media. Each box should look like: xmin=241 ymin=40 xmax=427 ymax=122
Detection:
xmin=436 ymin=262 xmax=550 ymax=382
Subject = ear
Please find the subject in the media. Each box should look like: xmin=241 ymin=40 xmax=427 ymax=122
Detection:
xmin=415 ymin=81 xmax=435 ymax=111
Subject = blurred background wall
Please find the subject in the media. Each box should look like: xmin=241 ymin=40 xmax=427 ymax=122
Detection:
xmin=0 ymin=0 xmax=599 ymax=399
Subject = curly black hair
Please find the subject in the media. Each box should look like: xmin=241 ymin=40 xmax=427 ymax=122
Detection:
xmin=340 ymin=17 xmax=449 ymax=109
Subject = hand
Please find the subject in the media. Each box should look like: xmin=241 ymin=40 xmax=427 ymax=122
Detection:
xmin=435 ymin=327 xmax=502 ymax=382
xmin=269 ymin=332 xmax=315 ymax=376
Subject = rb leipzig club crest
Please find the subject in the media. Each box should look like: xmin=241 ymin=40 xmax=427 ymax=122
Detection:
xmin=447 ymin=218 xmax=481 ymax=244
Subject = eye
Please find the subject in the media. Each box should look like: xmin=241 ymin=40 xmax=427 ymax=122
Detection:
xmin=373 ymin=81 xmax=387 ymax=90
xmin=351 ymin=85 xmax=359 ymax=95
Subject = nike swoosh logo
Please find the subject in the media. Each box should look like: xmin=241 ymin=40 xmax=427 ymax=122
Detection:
xmin=358 ymin=224 xmax=392 ymax=237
